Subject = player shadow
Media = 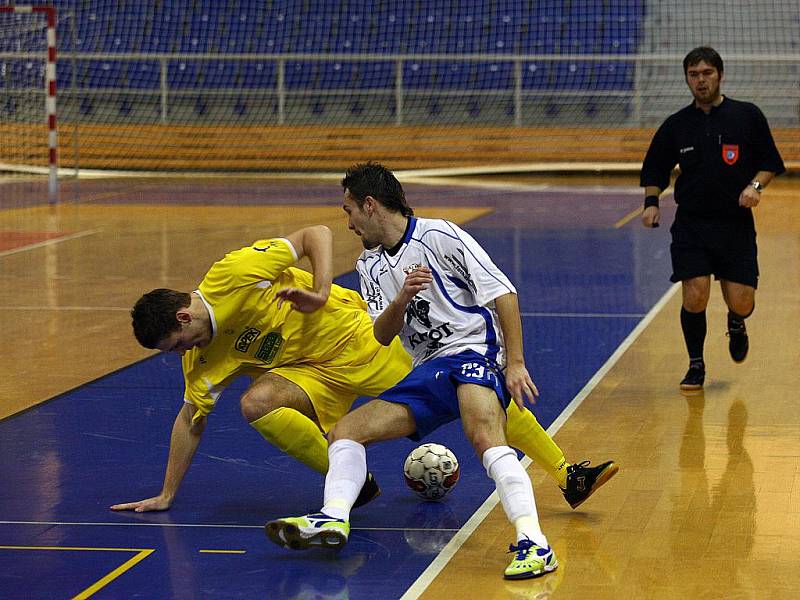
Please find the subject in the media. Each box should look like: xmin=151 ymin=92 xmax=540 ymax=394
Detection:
xmin=669 ymin=395 xmax=754 ymax=590
xmin=267 ymin=552 xmax=366 ymax=600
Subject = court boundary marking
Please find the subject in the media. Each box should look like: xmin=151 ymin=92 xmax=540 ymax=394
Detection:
xmin=399 ymin=281 xmax=681 ymax=600
xmin=0 ymin=229 xmax=100 ymax=258
xmin=0 ymin=545 xmax=155 ymax=600
xmin=0 ymin=520 xmax=460 ymax=533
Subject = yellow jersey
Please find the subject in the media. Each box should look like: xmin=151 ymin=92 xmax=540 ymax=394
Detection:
xmin=182 ymin=238 xmax=372 ymax=418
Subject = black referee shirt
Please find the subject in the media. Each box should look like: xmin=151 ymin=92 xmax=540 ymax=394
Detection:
xmin=640 ymin=96 xmax=785 ymax=217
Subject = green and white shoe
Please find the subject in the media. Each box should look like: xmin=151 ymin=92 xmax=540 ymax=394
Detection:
xmin=504 ymin=538 xmax=558 ymax=580
xmin=265 ymin=512 xmax=350 ymax=551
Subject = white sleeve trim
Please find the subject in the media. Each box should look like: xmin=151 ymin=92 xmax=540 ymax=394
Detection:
xmin=276 ymin=237 xmax=300 ymax=262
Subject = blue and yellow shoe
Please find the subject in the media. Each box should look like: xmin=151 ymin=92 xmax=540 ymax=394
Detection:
xmin=265 ymin=512 xmax=350 ymax=551
xmin=504 ymin=538 xmax=558 ymax=580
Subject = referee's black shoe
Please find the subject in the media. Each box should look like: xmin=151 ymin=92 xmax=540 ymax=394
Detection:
xmin=727 ymin=314 xmax=749 ymax=363
xmin=680 ymin=360 xmax=705 ymax=391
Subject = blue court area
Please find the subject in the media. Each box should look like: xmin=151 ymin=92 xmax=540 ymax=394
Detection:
xmin=0 ymin=200 xmax=673 ymax=598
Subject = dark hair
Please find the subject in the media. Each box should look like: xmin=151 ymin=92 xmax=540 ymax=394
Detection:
xmin=683 ymin=46 xmax=723 ymax=75
xmin=131 ymin=288 xmax=191 ymax=349
xmin=341 ymin=162 xmax=414 ymax=217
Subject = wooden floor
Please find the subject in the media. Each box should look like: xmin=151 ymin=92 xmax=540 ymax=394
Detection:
xmin=421 ymin=179 xmax=800 ymax=599
xmin=1 ymin=174 xmax=799 ymax=598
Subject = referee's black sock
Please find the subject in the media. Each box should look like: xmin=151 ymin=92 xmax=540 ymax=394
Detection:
xmin=728 ymin=307 xmax=753 ymax=328
xmin=680 ymin=307 xmax=706 ymax=365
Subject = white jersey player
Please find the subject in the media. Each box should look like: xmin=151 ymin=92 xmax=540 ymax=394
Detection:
xmin=267 ymin=162 xmax=559 ymax=581
xmin=356 ymin=217 xmax=516 ymax=368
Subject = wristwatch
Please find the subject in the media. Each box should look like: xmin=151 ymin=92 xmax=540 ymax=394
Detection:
xmin=750 ymin=180 xmax=764 ymax=192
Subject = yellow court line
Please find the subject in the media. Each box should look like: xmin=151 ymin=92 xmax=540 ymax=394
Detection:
xmin=614 ymin=206 xmax=642 ymax=229
xmin=615 ymin=187 xmax=675 ymax=229
xmin=72 ymin=549 xmax=155 ymax=600
xmin=0 ymin=546 xmax=155 ymax=600
xmin=614 ymin=185 xmax=786 ymax=229
xmin=198 ymin=549 xmax=247 ymax=554
xmin=0 ymin=545 xmax=149 ymax=552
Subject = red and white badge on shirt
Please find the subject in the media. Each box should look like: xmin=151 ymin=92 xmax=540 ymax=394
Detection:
xmin=722 ymin=144 xmax=739 ymax=165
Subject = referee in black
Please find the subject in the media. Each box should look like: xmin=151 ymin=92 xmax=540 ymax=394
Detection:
xmin=640 ymin=46 xmax=785 ymax=391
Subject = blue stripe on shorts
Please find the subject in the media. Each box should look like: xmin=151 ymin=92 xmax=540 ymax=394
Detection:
xmin=378 ymin=350 xmax=510 ymax=441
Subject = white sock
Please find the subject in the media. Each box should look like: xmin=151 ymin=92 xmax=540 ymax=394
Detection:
xmin=321 ymin=439 xmax=366 ymax=521
xmin=483 ymin=445 xmax=548 ymax=547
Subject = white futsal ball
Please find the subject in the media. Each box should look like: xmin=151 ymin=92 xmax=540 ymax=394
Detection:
xmin=403 ymin=443 xmax=460 ymax=500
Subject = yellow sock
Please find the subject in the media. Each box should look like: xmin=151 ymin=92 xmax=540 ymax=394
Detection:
xmin=250 ymin=407 xmax=329 ymax=474
xmin=505 ymin=402 xmax=569 ymax=487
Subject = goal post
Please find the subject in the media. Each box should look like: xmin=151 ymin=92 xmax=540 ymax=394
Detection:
xmin=0 ymin=4 xmax=58 ymax=202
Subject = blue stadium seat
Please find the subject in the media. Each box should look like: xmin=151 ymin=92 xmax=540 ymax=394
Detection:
xmin=285 ymin=61 xmax=320 ymax=90
xmin=484 ymin=4 xmax=522 ymax=54
xmin=82 ymin=60 xmax=126 ymax=89
xmin=594 ymin=61 xmax=635 ymax=90
xmin=358 ymin=61 xmax=395 ymax=89
xmin=73 ymin=33 xmax=99 ymax=53
xmin=201 ymin=61 xmax=245 ymax=89
xmin=335 ymin=13 xmax=369 ymax=53
xmin=1 ymin=60 xmax=42 ymax=89
xmin=55 ymin=62 xmax=72 ymax=90
xmin=603 ymin=1 xmax=644 ymax=52
xmin=294 ymin=14 xmax=334 ymax=53
xmin=522 ymin=10 xmax=562 ymax=54
xmin=403 ymin=61 xmax=437 ymax=89
xmin=180 ymin=21 xmax=213 ymax=53
xmin=167 ymin=61 xmax=201 ymax=89
xmin=261 ymin=7 xmax=296 ymax=53
xmin=239 ymin=61 xmax=277 ymax=89
xmin=445 ymin=11 xmax=485 ymax=53
xmin=49 ymin=0 xmax=650 ymax=101
xmin=128 ymin=61 xmax=161 ymax=90
xmin=563 ymin=1 xmax=601 ymax=55
xmin=317 ymin=61 xmax=358 ymax=89
xmin=437 ymin=61 xmax=473 ymax=89
xmin=407 ymin=11 xmax=449 ymax=54
xmin=552 ymin=61 xmax=593 ymax=89
xmin=522 ymin=61 xmax=551 ymax=90
xmin=369 ymin=8 xmax=412 ymax=52
xmin=138 ymin=12 xmax=180 ymax=52
xmin=472 ymin=62 xmax=515 ymax=90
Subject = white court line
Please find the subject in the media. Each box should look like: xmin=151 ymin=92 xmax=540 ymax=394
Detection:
xmin=521 ymin=312 xmax=646 ymax=318
xmin=400 ymin=281 xmax=681 ymax=600
xmin=0 ymin=520 xmax=458 ymax=533
xmin=403 ymin=176 xmax=643 ymax=196
xmin=0 ymin=229 xmax=100 ymax=258
xmin=0 ymin=308 xmax=646 ymax=315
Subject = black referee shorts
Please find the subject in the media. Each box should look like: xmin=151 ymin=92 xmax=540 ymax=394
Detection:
xmin=669 ymin=211 xmax=759 ymax=288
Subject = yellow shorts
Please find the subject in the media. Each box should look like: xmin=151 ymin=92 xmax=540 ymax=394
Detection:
xmin=269 ymin=323 xmax=412 ymax=432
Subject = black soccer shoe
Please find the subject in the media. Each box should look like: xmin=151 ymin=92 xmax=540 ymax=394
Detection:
xmin=679 ymin=361 xmax=705 ymax=391
xmin=561 ymin=460 xmax=619 ymax=509
xmin=727 ymin=315 xmax=749 ymax=363
xmin=352 ymin=472 xmax=381 ymax=509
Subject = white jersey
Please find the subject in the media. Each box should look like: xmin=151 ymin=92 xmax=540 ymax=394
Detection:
xmin=356 ymin=217 xmax=516 ymax=367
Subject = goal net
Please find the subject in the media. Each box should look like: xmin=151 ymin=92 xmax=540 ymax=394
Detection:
xmin=9 ymin=1 xmax=800 ymax=177
xmin=0 ymin=5 xmax=57 ymax=202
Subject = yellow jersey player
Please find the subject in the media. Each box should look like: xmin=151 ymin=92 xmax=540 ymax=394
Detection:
xmin=111 ymin=226 xmax=410 ymax=512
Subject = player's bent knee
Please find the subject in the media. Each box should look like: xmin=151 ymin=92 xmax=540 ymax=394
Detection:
xmin=730 ymin=300 xmax=755 ymax=318
xmin=240 ymin=388 xmax=278 ymax=423
xmin=327 ymin=423 xmax=355 ymax=445
xmin=468 ymin=430 xmax=502 ymax=459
